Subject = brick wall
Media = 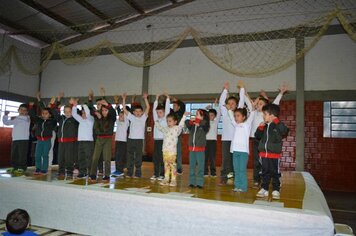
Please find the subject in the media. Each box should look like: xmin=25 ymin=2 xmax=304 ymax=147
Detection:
xmin=0 ymin=128 xmax=12 ymax=167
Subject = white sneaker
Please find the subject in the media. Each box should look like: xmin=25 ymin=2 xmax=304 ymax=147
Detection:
xmin=256 ymin=188 xmax=269 ymax=197
xmin=227 ymin=172 xmax=234 ymax=179
xmin=150 ymin=175 xmax=157 ymax=180
xmin=157 ymin=176 xmax=164 ymax=181
xmin=272 ymin=190 xmax=280 ymax=200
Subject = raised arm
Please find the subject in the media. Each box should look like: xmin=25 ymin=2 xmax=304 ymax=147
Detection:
xmin=237 ymin=81 xmax=246 ymax=109
xmin=164 ymin=93 xmax=171 ymax=117
xmin=2 ymin=111 xmax=15 ymax=126
xmin=122 ymin=93 xmax=129 ymax=116
xmin=71 ymin=98 xmax=83 ymax=123
xmin=83 ymin=104 xmax=94 ymax=122
xmin=219 ymin=82 xmax=229 ymax=115
xmin=227 ymin=110 xmax=238 ymax=127
xmin=273 ymin=83 xmax=288 ymax=105
xmin=153 ymin=94 xmax=159 ymax=121
xmin=142 ymin=92 xmax=150 ymax=116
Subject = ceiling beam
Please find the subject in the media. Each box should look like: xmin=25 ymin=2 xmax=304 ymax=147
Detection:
xmin=124 ymin=0 xmax=145 ymax=14
xmin=19 ymin=0 xmax=76 ymax=27
xmin=0 ymin=16 xmax=51 ymax=44
xmin=53 ymin=0 xmax=195 ymax=46
xmin=74 ymin=0 xmax=113 ymax=23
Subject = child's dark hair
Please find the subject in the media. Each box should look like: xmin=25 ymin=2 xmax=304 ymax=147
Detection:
xmin=64 ymin=105 xmax=72 ymax=110
xmin=155 ymin=104 xmax=165 ymax=111
xmin=226 ymin=96 xmax=238 ymax=105
xmin=132 ymin=105 xmax=143 ymax=112
xmin=166 ymin=113 xmax=178 ymax=122
xmin=19 ymin=104 xmax=28 ymax=109
xmin=41 ymin=107 xmax=52 ymax=116
xmin=262 ymin=103 xmax=280 ymax=117
xmin=197 ymin=109 xmax=210 ymax=130
xmin=258 ymin=96 xmax=269 ymax=105
xmin=208 ymin=109 xmax=217 ymax=117
xmin=6 ymin=209 xmax=30 ymax=234
xmin=234 ymin=108 xmax=248 ymax=121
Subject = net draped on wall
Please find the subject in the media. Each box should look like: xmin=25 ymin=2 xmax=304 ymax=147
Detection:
xmin=0 ymin=0 xmax=355 ymax=77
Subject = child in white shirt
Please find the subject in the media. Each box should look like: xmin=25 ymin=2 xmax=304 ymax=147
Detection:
xmin=2 ymin=104 xmax=30 ymax=174
xmin=122 ymin=93 xmax=150 ymax=178
xmin=151 ymin=93 xmax=171 ymax=180
xmin=228 ymin=82 xmax=255 ymax=192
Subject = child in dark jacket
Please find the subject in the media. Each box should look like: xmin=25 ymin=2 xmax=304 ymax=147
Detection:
xmin=89 ymin=99 xmax=116 ymax=182
xmin=185 ymin=109 xmax=210 ymax=188
xmin=28 ymin=100 xmax=57 ymax=175
xmin=51 ymin=100 xmax=79 ymax=179
xmin=255 ymin=103 xmax=289 ymax=200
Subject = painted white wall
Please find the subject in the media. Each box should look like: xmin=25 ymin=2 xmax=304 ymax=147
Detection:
xmin=41 ymin=55 xmax=143 ymax=98
xmin=305 ymin=34 xmax=356 ymax=91
xmin=149 ymin=46 xmax=296 ymax=94
xmin=0 ymin=35 xmax=40 ymax=97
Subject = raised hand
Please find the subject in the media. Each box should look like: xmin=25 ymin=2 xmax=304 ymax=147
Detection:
xmin=113 ymin=95 xmax=120 ymax=104
xmin=279 ymin=82 xmax=288 ymax=94
xmin=57 ymin=92 xmax=64 ymax=101
xmin=88 ymin=89 xmax=94 ymax=99
xmin=95 ymin=111 xmax=102 ymax=119
xmin=49 ymin=97 xmax=56 ymax=105
xmin=224 ymin=82 xmax=230 ymax=90
xmin=142 ymin=92 xmax=148 ymax=100
xmin=36 ymin=91 xmax=41 ymax=102
xmin=99 ymin=87 xmax=106 ymax=97
xmin=29 ymin=102 xmax=34 ymax=106
xmin=163 ymin=91 xmax=169 ymax=99
xmin=156 ymin=93 xmax=160 ymax=101
xmin=260 ymin=89 xmax=268 ymax=99
xmin=122 ymin=93 xmax=127 ymax=100
xmin=237 ymin=80 xmax=245 ymax=89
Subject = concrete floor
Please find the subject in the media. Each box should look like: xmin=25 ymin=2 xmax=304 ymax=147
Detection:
xmin=324 ymin=191 xmax=356 ymax=232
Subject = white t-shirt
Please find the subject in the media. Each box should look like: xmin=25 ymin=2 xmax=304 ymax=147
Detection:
xmin=229 ymin=110 xmax=255 ymax=153
xmin=127 ymin=113 xmax=147 ymax=140
xmin=153 ymin=98 xmax=170 ymax=140
xmin=219 ymin=88 xmax=246 ymax=141
xmin=72 ymin=105 xmax=94 ymax=141
xmin=206 ymin=106 xmax=221 ymax=141
xmin=250 ymin=93 xmax=283 ymax=137
xmin=2 ymin=115 xmax=30 ymax=141
xmin=115 ymin=116 xmax=129 ymax=142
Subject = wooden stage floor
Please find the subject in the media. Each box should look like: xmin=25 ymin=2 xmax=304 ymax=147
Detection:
xmin=0 ymin=162 xmax=305 ymax=210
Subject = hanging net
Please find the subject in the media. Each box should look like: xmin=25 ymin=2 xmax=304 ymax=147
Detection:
xmin=0 ymin=0 xmax=355 ymax=77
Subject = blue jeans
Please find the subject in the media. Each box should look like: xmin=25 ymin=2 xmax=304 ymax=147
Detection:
xmin=35 ymin=140 xmax=51 ymax=172
xmin=233 ymin=151 xmax=249 ymax=191
xmin=189 ymin=151 xmax=205 ymax=186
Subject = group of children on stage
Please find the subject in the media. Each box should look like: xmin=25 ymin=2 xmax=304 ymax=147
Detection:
xmin=2 ymin=81 xmax=288 ymax=199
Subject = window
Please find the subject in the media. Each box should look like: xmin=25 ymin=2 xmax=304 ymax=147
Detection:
xmin=323 ymin=101 xmax=356 ymax=138
xmin=0 ymin=99 xmax=23 ymax=127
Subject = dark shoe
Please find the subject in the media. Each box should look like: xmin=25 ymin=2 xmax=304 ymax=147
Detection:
xmin=189 ymin=184 xmax=196 ymax=188
xmin=34 ymin=169 xmax=41 ymax=175
xmin=77 ymin=173 xmax=87 ymax=179
xmin=197 ymin=185 xmax=203 ymax=189
xmin=177 ymin=169 xmax=183 ymax=175
xmin=89 ymin=175 xmax=97 ymax=183
xmin=102 ymin=176 xmax=110 ymax=182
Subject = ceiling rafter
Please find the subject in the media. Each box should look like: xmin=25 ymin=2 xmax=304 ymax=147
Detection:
xmin=54 ymin=0 xmax=195 ymax=46
xmin=0 ymin=16 xmax=51 ymax=44
xmin=74 ymin=0 xmax=113 ymax=24
xmin=124 ymin=0 xmax=145 ymax=14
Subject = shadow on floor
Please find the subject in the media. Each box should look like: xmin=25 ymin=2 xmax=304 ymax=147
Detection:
xmin=323 ymin=191 xmax=356 ymax=232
